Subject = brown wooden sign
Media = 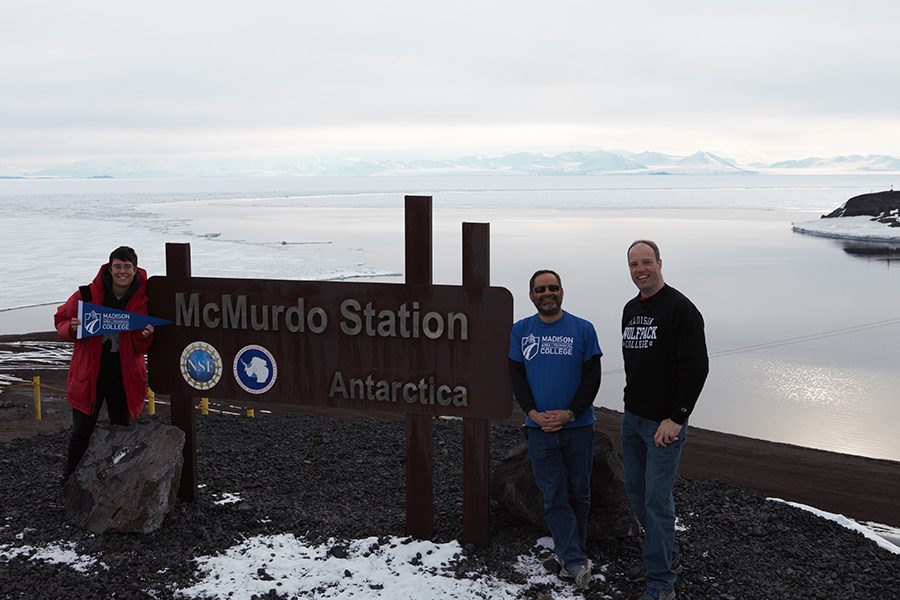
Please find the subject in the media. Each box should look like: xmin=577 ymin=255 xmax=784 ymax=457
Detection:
xmin=150 ymin=197 xmax=507 ymax=547
xmin=147 ymin=277 xmax=513 ymax=420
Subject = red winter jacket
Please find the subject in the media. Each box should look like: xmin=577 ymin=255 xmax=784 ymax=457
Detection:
xmin=54 ymin=264 xmax=153 ymax=420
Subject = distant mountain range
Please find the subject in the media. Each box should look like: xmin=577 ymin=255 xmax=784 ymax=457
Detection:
xmin=766 ymin=154 xmax=900 ymax=171
xmin=3 ymin=152 xmax=900 ymax=178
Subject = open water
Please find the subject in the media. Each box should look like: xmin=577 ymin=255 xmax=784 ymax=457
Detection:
xmin=1 ymin=174 xmax=898 ymax=460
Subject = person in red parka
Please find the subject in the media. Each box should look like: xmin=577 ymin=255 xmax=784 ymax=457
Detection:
xmin=54 ymin=246 xmax=155 ymax=479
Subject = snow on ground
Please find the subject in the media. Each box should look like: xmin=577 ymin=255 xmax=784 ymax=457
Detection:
xmin=0 ymin=540 xmax=107 ymax=573
xmin=792 ymin=215 xmax=900 ymax=242
xmin=768 ymin=498 xmax=900 ymax=555
xmin=211 ymin=492 xmax=242 ymax=506
xmin=4 ymin=503 xmax=898 ymax=600
xmin=0 ymin=531 xmax=603 ymax=599
xmin=174 ymin=534 xmax=596 ymax=600
xmin=0 ymin=340 xmax=72 ymax=394
xmin=863 ymin=521 xmax=900 ymax=550
xmin=0 ymin=341 xmax=72 ymax=370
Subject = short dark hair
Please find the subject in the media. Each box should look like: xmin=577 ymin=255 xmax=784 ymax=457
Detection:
xmin=627 ymin=239 xmax=660 ymax=262
xmin=109 ymin=246 xmax=138 ymax=267
xmin=529 ymin=269 xmax=561 ymax=291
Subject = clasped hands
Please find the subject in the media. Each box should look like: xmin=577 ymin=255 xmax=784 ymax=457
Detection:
xmin=528 ymin=409 xmax=574 ymax=432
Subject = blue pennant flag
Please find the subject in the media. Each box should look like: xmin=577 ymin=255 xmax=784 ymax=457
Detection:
xmin=76 ymin=301 xmax=173 ymax=340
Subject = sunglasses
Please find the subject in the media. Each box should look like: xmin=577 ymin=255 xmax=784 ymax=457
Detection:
xmin=532 ymin=284 xmax=561 ymax=293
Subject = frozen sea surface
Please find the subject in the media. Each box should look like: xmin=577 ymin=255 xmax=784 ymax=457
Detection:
xmin=2 ymin=174 xmax=900 ymax=461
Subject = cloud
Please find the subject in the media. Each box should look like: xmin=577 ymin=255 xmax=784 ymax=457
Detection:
xmin=2 ymin=0 xmax=899 ymax=164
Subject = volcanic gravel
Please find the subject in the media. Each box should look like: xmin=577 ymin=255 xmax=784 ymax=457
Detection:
xmin=1 ymin=412 xmax=898 ymax=599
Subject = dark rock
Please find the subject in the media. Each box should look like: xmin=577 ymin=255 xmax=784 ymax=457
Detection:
xmin=491 ymin=429 xmax=640 ymax=539
xmin=62 ymin=422 xmax=184 ymax=534
xmin=454 ymin=558 xmax=469 ymax=577
xmin=822 ymin=190 xmax=900 ymax=218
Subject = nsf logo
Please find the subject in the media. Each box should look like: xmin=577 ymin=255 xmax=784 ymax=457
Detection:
xmin=180 ymin=341 xmax=223 ymax=390
xmin=233 ymin=345 xmax=277 ymax=394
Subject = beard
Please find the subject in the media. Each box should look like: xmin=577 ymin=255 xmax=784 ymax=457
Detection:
xmin=534 ymin=297 xmax=562 ymax=316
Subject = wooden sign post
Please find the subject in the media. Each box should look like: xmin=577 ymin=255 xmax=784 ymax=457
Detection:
xmin=148 ymin=196 xmax=513 ymax=546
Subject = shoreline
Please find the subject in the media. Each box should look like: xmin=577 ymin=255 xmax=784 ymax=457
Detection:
xmin=792 ymin=216 xmax=900 ymax=243
xmin=589 ymin=407 xmax=900 ymax=528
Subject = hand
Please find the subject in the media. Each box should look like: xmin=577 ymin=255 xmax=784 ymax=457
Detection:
xmin=654 ymin=418 xmax=682 ymax=448
xmin=69 ymin=317 xmax=80 ymax=332
xmin=529 ymin=409 xmax=570 ymax=432
xmin=141 ymin=324 xmax=154 ymax=339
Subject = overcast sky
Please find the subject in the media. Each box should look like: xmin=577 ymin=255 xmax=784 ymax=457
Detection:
xmin=2 ymin=0 xmax=899 ymax=166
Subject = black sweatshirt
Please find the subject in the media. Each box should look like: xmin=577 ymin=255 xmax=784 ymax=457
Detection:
xmin=622 ymin=284 xmax=709 ymax=424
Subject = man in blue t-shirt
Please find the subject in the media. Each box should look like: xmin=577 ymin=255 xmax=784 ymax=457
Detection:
xmin=509 ymin=269 xmax=602 ymax=591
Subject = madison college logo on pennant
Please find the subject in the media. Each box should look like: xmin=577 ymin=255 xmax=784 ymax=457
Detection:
xmin=76 ymin=300 xmax=172 ymax=340
xmin=83 ymin=309 xmax=103 ymax=335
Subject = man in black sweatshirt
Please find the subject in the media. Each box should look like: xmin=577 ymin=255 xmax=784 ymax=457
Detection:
xmin=620 ymin=240 xmax=708 ymax=600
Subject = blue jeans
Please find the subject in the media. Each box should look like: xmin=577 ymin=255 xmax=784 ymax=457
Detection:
xmin=526 ymin=425 xmax=593 ymax=571
xmin=621 ymin=411 xmax=686 ymax=593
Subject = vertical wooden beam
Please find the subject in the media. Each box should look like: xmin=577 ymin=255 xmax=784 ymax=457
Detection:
xmin=165 ymin=242 xmax=198 ymax=503
xmin=462 ymin=222 xmax=491 ymax=547
xmin=404 ymin=196 xmax=434 ymax=539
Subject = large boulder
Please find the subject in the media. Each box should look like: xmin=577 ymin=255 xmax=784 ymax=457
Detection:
xmin=63 ymin=422 xmax=185 ymax=534
xmin=492 ymin=428 xmax=640 ymax=539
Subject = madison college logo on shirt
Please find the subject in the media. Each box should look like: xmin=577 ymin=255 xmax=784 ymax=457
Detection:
xmin=522 ymin=333 xmax=541 ymax=360
xmin=522 ymin=333 xmax=575 ymax=360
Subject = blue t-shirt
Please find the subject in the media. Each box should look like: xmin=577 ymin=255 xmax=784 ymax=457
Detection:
xmin=509 ymin=311 xmax=602 ymax=428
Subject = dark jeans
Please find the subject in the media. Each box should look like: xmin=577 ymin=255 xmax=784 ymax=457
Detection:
xmin=621 ymin=410 xmax=686 ymax=593
xmin=526 ymin=425 xmax=593 ymax=571
xmin=64 ymin=379 xmax=130 ymax=478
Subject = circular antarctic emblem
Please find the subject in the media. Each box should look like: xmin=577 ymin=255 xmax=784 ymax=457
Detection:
xmin=180 ymin=341 xmax=223 ymax=391
xmin=233 ymin=344 xmax=277 ymax=394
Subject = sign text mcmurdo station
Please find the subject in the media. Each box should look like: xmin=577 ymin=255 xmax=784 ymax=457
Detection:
xmin=176 ymin=293 xmax=470 ymax=340
xmin=148 ymin=277 xmax=513 ymax=420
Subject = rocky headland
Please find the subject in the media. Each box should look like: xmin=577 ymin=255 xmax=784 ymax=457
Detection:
xmin=792 ymin=189 xmax=900 ymax=241
xmin=821 ymin=190 xmax=900 ymax=226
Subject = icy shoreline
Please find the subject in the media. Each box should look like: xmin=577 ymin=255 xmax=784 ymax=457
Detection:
xmin=792 ymin=215 xmax=900 ymax=242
